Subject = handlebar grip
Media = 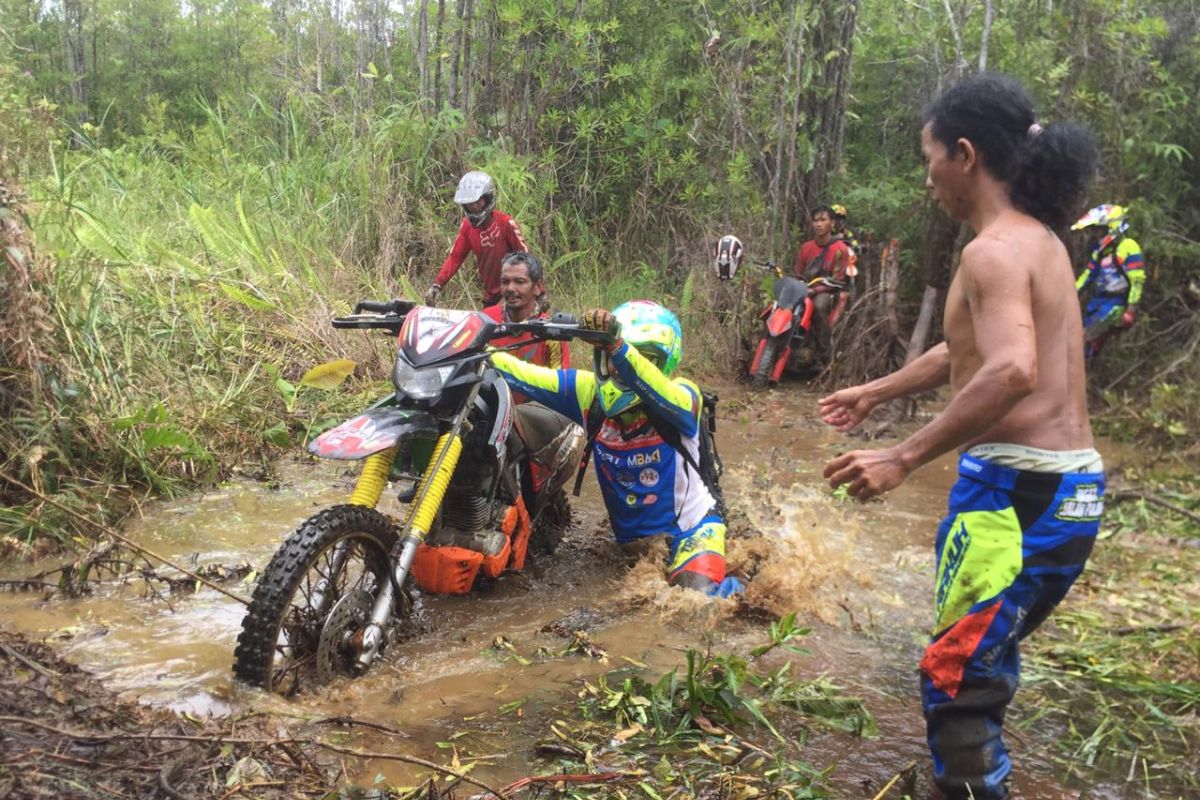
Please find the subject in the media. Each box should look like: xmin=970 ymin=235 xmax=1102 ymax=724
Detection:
xmin=354 ymin=299 xmax=408 ymax=315
xmin=571 ymin=328 xmax=618 ymax=346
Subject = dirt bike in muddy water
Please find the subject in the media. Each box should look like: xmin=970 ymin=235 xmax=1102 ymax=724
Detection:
xmin=747 ymin=260 xmax=843 ymax=388
xmin=233 ymin=300 xmax=611 ymax=695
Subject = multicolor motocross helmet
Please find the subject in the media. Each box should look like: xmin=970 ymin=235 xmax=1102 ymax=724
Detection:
xmin=1072 ymin=204 xmax=1129 ymax=253
xmin=1072 ymin=204 xmax=1128 ymax=236
xmin=593 ymin=300 xmax=684 ymax=416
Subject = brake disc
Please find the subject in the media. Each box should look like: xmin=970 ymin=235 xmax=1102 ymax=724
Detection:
xmin=316 ymin=589 xmax=374 ymax=683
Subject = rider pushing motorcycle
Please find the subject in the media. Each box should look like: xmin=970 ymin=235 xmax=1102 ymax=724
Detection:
xmin=490 ymin=301 xmax=743 ymax=598
xmin=794 ymin=205 xmax=850 ymax=353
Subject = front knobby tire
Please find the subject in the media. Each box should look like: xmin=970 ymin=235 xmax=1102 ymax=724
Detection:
xmin=233 ymin=504 xmax=399 ymax=695
xmin=752 ymin=338 xmax=781 ymax=389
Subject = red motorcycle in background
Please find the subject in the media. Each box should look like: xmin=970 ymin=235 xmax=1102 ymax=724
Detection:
xmin=748 ymin=261 xmax=842 ymax=388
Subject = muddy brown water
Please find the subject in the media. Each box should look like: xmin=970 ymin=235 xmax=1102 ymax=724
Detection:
xmin=0 ymin=386 xmax=1144 ymax=798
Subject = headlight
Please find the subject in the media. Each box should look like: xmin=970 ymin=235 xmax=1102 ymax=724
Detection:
xmin=393 ymin=358 xmax=455 ymax=400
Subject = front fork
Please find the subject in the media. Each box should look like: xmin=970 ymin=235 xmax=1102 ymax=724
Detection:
xmin=353 ymin=379 xmax=482 ymax=671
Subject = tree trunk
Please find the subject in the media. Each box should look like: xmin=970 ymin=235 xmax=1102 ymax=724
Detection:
xmin=904 ymin=207 xmax=959 ymax=366
xmin=770 ymin=0 xmax=802 ymax=254
xmin=460 ymin=0 xmax=474 ymax=117
xmin=904 ymin=287 xmax=940 ymax=366
xmin=417 ymin=0 xmax=430 ymax=103
xmin=797 ymin=0 xmax=859 ymax=217
xmin=63 ymin=0 xmax=87 ymax=146
xmin=449 ymin=0 xmax=464 ymax=110
xmin=978 ymin=0 xmax=994 ymax=71
xmin=433 ymin=0 xmax=446 ymax=110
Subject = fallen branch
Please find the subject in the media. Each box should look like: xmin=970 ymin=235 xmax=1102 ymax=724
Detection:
xmin=1109 ymin=489 xmax=1200 ymax=526
xmin=1 ymin=643 xmax=62 ymax=680
xmin=0 ymin=468 xmax=251 ymax=606
xmin=313 ymin=715 xmax=409 ymax=738
xmin=871 ymin=760 xmax=917 ymax=800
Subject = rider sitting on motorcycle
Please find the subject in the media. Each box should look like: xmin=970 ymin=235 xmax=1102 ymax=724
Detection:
xmin=483 ymin=252 xmax=570 ymax=371
xmin=424 ymin=171 xmax=529 ymax=308
xmin=490 ymin=301 xmax=743 ymax=598
xmin=794 ymin=205 xmax=850 ymax=352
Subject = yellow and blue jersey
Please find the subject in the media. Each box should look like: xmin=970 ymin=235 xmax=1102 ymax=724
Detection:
xmin=491 ymin=342 xmax=717 ymax=544
xmin=1076 ymin=236 xmax=1145 ymax=306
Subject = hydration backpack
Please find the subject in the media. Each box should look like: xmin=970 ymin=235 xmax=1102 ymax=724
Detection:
xmin=574 ymin=390 xmax=727 ymax=518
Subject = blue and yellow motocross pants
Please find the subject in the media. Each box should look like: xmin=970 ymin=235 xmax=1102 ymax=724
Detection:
xmin=920 ymin=453 xmax=1104 ymax=800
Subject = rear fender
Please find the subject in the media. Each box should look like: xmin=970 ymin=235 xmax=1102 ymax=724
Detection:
xmin=480 ymin=369 xmax=514 ymax=462
xmin=308 ymin=408 xmax=439 ymax=460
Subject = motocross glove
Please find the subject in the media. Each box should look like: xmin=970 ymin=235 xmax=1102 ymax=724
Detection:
xmin=581 ymin=308 xmax=622 ymax=350
xmin=1120 ymin=307 xmax=1137 ymax=328
xmin=707 ymin=576 xmax=746 ymax=599
xmin=423 ymin=284 xmax=442 ymax=307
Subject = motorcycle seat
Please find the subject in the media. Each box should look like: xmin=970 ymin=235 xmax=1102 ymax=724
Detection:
xmin=514 ymin=402 xmax=574 ymax=456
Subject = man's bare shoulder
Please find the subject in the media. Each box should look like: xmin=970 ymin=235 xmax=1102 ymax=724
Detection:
xmin=957 ymin=236 xmax=1022 ymax=295
xmin=961 ymin=215 xmax=1060 ymax=285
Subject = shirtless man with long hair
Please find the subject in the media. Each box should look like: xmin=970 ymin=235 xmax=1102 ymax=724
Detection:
xmin=821 ymin=73 xmax=1101 ymax=800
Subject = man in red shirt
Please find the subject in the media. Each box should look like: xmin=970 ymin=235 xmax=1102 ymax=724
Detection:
xmin=483 ymin=252 xmax=570 ymax=372
xmin=424 ymin=171 xmax=529 ymax=308
xmin=794 ymin=205 xmax=851 ymax=352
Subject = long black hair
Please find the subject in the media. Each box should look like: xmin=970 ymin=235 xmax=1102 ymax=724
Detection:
xmin=925 ymin=73 xmax=1098 ymax=228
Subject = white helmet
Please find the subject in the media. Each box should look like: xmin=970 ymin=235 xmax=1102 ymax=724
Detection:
xmin=454 ymin=171 xmax=496 ymax=228
xmin=714 ymin=235 xmax=744 ymax=281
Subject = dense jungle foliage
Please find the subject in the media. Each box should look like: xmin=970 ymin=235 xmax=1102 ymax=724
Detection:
xmin=1 ymin=0 xmax=1199 ymax=543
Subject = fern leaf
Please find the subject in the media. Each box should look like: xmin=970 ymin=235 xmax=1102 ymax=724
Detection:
xmin=236 ymin=192 xmax=272 ymax=273
xmin=73 ymin=210 xmax=131 ymax=262
xmin=189 ymin=204 xmax=243 ymax=267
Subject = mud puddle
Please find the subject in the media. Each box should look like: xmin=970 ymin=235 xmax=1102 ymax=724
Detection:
xmin=0 ymin=385 xmax=1146 ymax=798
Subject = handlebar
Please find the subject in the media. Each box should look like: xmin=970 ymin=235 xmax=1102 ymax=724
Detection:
xmin=354 ymin=299 xmax=414 ymax=316
xmin=332 ymin=299 xmax=417 ymax=334
xmin=331 ymin=303 xmax=618 ymax=346
xmin=500 ymin=312 xmax=618 ymax=346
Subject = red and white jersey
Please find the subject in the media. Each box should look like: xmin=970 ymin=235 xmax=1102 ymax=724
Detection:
xmin=435 ymin=211 xmax=528 ymax=299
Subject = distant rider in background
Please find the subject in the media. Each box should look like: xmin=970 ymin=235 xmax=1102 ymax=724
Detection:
xmin=830 ymin=203 xmax=860 ymax=326
xmin=1072 ymin=204 xmax=1146 ymax=364
xmin=424 ymin=171 xmax=529 ymax=308
xmin=489 ymin=301 xmax=743 ymax=598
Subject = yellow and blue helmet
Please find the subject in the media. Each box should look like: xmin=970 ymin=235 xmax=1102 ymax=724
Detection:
xmin=1072 ymin=204 xmax=1128 ymax=236
xmin=593 ymin=301 xmax=683 ymax=416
